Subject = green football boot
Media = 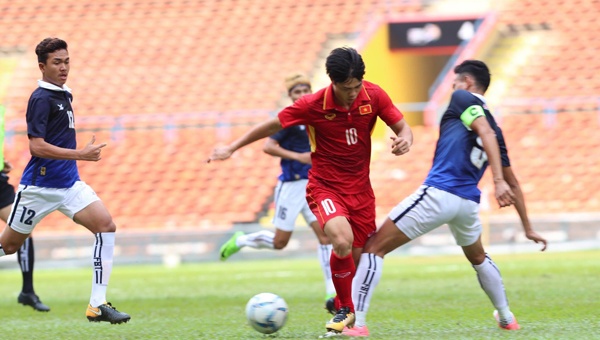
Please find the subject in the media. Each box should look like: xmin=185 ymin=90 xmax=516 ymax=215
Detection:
xmin=219 ymin=231 xmax=244 ymax=261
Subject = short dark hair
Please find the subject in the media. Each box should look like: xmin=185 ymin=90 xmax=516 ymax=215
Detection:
xmin=454 ymin=60 xmax=491 ymax=92
xmin=35 ymin=37 xmax=68 ymax=63
xmin=325 ymin=47 xmax=365 ymax=83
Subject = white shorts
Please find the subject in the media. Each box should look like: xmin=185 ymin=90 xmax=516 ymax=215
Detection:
xmin=388 ymin=185 xmax=481 ymax=246
xmin=272 ymin=179 xmax=318 ymax=232
xmin=8 ymin=181 xmax=100 ymax=234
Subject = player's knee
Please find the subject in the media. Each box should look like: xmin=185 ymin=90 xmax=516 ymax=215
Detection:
xmin=363 ymin=233 xmax=388 ymax=255
xmin=362 ymin=233 xmax=384 ymax=255
xmin=333 ymin=247 xmax=352 ymax=258
xmin=467 ymin=253 xmax=486 ymax=266
xmin=463 ymin=247 xmax=486 ymax=265
xmin=462 ymin=241 xmax=486 ymax=265
xmin=273 ymin=239 xmax=289 ymax=250
xmin=0 ymin=242 xmax=20 ymax=255
xmin=95 ymin=220 xmax=117 ymax=233
xmin=104 ymin=220 xmax=117 ymax=232
xmin=362 ymin=241 xmax=378 ymax=255
xmin=364 ymin=246 xmax=387 ymax=258
xmin=332 ymin=241 xmax=352 ymax=257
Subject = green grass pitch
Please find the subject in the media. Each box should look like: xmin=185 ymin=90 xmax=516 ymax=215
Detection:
xmin=0 ymin=250 xmax=598 ymax=339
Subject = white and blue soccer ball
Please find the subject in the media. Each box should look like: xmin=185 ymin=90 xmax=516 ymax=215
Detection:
xmin=245 ymin=292 xmax=288 ymax=334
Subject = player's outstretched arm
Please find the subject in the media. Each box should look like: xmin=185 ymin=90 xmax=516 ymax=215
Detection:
xmin=29 ymin=135 xmax=106 ymax=161
xmin=503 ymin=166 xmax=548 ymax=251
xmin=389 ymin=119 xmax=413 ymax=156
xmin=208 ymin=117 xmax=283 ymax=162
xmin=470 ymin=117 xmax=515 ymax=208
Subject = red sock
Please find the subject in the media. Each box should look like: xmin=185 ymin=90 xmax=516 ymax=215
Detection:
xmin=330 ymin=252 xmax=355 ymax=312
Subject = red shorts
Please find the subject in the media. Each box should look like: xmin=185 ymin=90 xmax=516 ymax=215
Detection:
xmin=306 ymin=184 xmax=376 ymax=248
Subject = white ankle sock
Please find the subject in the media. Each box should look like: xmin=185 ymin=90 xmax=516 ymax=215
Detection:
xmin=352 ymin=253 xmax=383 ymax=327
xmin=473 ymin=254 xmax=513 ymax=322
xmin=497 ymin=307 xmax=512 ymax=322
xmin=90 ymin=232 xmax=115 ymax=307
xmin=236 ymin=230 xmax=274 ymax=249
xmin=0 ymin=245 xmax=5 ymax=256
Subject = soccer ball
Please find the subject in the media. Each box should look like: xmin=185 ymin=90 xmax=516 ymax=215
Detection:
xmin=245 ymin=293 xmax=288 ymax=334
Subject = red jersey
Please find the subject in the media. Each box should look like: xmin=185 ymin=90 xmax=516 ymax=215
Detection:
xmin=278 ymin=80 xmax=403 ymax=194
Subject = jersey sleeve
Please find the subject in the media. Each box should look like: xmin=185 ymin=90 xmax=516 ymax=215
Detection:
xmin=26 ymin=96 xmax=51 ymax=138
xmin=450 ymin=90 xmax=484 ymax=130
xmin=460 ymin=105 xmax=485 ymax=130
xmin=376 ymin=88 xmax=403 ymax=126
xmin=493 ymin=124 xmax=511 ymax=167
xmin=278 ymin=96 xmax=309 ymax=129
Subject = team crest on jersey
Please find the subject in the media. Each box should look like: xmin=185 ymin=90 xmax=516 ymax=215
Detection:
xmin=324 ymin=113 xmax=336 ymax=120
xmin=57 ymin=104 xmax=64 ymax=110
xmin=359 ymin=104 xmax=372 ymax=115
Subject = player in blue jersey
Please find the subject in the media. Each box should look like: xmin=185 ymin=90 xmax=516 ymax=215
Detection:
xmin=219 ymin=73 xmax=336 ymax=300
xmin=0 ymin=38 xmax=130 ymax=324
xmin=345 ymin=60 xmax=548 ymax=337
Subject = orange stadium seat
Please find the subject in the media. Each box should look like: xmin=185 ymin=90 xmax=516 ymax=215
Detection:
xmin=3 ymin=0 xmax=598 ymax=234
xmin=1 ymin=0 xmax=419 ymax=118
xmin=372 ymin=111 xmax=600 ymax=216
xmin=497 ymin=0 xmax=600 ymax=105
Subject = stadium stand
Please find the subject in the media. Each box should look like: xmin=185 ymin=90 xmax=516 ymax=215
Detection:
xmin=496 ymin=0 xmax=600 ymax=106
xmin=372 ymin=110 xmax=600 ymax=216
xmin=0 ymin=0 xmax=425 ymax=232
xmin=4 ymin=119 xmax=281 ymax=232
xmin=0 ymin=0 xmax=424 ymax=120
xmin=1 ymin=0 xmax=599 ymax=234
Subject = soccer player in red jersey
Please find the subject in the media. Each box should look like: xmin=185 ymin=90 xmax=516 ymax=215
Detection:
xmin=209 ymin=47 xmax=413 ymax=335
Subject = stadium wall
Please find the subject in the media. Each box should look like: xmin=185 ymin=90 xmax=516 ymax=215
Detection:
xmin=1 ymin=215 xmax=598 ymax=270
xmin=424 ymin=11 xmax=500 ymax=125
xmin=361 ymin=18 xmax=448 ymax=129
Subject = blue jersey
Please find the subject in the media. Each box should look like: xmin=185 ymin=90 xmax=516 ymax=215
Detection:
xmin=424 ymin=90 xmax=510 ymax=203
xmin=20 ymin=81 xmax=80 ymax=188
xmin=270 ymin=125 xmax=311 ymax=182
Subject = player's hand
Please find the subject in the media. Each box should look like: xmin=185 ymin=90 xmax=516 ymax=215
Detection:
xmin=494 ymin=179 xmax=515 ymax=207
xmin=390 ymin=136 xmax=410 ymax=156
xmin=79 ymin=135 xmax=107 ymax=161
xmin=296 ymin=152 xmax=312 ymax=165
xmin=208 ymin=146 xmax=234 ymax=163
xmin=525 ymin=230 xmax=548 ymax=251
xmin=2 ymin=161 xmax=13 ymax=173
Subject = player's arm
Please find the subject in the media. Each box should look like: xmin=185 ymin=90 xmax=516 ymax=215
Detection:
xmin=26 ymin=97 xmax=105 ymax=162
xmin=29 ymin=135 xmax=106 ymax=161
xmin=469 ymin=113 xmax=515 ymax=207
xmin=2 ymin=161 xmax=12 ymax=173
xmin=388 ymin=118 xmax=413 ymax=156
xmin=377 ymin=86 xmax=413 ymax=156
xmin=263 ymin=138 xmax=311 ymax=165
xmin=209 ymin=117 xmax=283 ymax=162
xmin=503 ymin=166 xmax=548 ymax=251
